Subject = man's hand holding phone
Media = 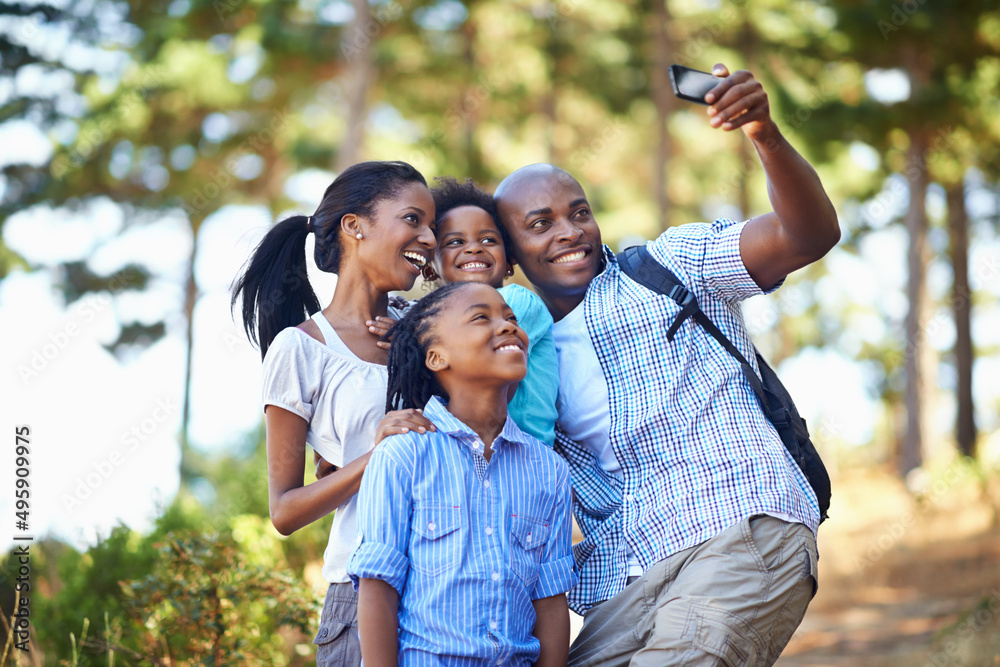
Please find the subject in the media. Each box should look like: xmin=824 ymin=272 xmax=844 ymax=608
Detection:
xmin=670 ymin=63 xmax=776 ymax=146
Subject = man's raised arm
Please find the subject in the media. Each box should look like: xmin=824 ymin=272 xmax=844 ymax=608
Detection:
xmin=703 ymin=63 xmax=840 ymax=290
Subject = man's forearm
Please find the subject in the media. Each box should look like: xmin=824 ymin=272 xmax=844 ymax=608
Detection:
xmin=753 ymin=120 xmax=840 ymax=257
xmin=702 ymin=64 xmax=840 ymax=286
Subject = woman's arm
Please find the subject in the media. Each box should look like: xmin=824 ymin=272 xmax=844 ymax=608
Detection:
xmin=265 ymin=406 xmax=372 ymax=535
xmin=265 ymin=407 xmax=436 ymax=535
xmin=532 ymin=594 xmax=570 ymax=667
xmin=358 ymin=578 xmax=400 ymax=667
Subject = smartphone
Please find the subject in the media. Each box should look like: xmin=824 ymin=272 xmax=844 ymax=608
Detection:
xmin=668 ymin=64 xmax=720 ymax=105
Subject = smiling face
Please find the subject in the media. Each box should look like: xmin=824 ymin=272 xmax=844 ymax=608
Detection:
xmin=431 ymin=206 xmax=512 ymax=288
xmin=353 ymin=181 xmax=437 ymax=292
xmin=494 ymin=166 xmax=603 ymax=319
xmin=425 ymin=282 xmax=528 ymax=391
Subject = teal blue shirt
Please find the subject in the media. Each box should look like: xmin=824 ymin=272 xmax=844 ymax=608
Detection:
xmin=498 ymin=284 xmax=558 ymax=447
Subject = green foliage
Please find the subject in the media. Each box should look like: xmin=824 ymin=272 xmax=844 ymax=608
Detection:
xmin=113 ymin=528 xmax=318 ymax=666
xmin=4 ymin=434 xmax=325 ymax=666
xmin=5 ymin=526 xmax=316 ymax=666
xmin=14 ymin=520 xmax=319 ymax=666
xmin=25 ymin=527 xmax=160 ymax=664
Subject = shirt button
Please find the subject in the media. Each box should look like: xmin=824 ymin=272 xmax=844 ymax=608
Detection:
xmin=491 ymin=571 xmax=500 ymax=581
xmin=625 ymin=494 xmax=634 ymax=502
xmin=428 ymin=522 xmax=436 ymax=531
xmin=489 ymin=620 xmax=498 ymax=630
xmin=526 ymin=534 xmax=532 ymax=543
xmin=485 ymin=526 xmax=494 ymax=536
xmin=483 ymin=479 xmax=491 ymax=488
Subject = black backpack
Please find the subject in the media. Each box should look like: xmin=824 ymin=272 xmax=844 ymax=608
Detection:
xmin=617 ymin=245 xmax=831 ymax=523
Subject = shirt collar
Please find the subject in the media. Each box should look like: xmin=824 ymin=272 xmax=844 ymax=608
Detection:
xmin=602 ymin=244 xmax=617 ymax=269
xmin=562 ymin=244 xmax=615 ymax=316
xmin=422 ymin=396 xmax=535 ymax=451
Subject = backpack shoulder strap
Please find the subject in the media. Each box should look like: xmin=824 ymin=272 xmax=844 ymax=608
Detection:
xmin=617 ymin=245 xmax=693 ymax=341
xmin=618 ymin=245 xmax=831 ymax=522
xmin=617 ymin=244 xmax=767 ymax=403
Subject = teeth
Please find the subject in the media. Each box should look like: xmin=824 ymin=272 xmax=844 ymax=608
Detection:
xmin=460 ymin=262 xmax=489 ymax=269
xmin=497 ymin=344 xmax=522 ymax=352
xmin=553 ymin=250 xmax=586 ymax=264
xmin=403 ymin=251 xmax=426 ymax=268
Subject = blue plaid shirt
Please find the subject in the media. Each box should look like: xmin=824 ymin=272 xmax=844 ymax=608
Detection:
xmin=348 ymin=396 xmax=577 ymax=666
xmin=555 ymin=218 xmax=820 ymax=614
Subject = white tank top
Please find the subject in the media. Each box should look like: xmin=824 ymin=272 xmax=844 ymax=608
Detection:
xmin=261 ymin=309 xmax=401 ymax=583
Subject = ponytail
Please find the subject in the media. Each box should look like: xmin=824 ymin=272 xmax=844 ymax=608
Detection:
xmin=231 ymin=215 xmax=320 ymax=360
xmin=385 ymin=281 xmax=469 ymax=411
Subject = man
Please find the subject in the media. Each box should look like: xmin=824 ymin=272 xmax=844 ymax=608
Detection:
xmin=494 ymin=64 xmax=839 ymax=666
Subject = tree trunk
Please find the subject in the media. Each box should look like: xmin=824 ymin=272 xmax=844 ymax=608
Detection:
xmin=946 ymin=181 xmax=976 ymax=457
xmin=650 ymin=0 xmax=674 ymax=232
xmin=735 ymin=21 xmax=757 ymax=221
xmin=335 ymin=0 xmax=374 ymax=171
xmin=180 ymin=222 xmax=200 ymax=485
xmin=900 ymin=133 xmax=929 ymax=477
xmin=461 ymin=14 xmax=485 ymax=183
xmin=542 ymin=36 xmax=557 ymax=164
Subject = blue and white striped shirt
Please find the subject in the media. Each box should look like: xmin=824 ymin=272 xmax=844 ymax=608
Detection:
xmin=555 ymin=218 xmax=820 ymax=614
xmin=348 ymin=396 xmax=576 ymax=666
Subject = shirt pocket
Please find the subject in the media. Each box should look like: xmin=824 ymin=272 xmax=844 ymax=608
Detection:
xmin=410 ymin=505 xmax=463 ymax=577
xmin=509 ymin=515 xmax=551 ymax=589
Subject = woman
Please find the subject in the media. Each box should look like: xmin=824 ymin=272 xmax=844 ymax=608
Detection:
xmin=231 ymin=160 xmax=437 ymax=665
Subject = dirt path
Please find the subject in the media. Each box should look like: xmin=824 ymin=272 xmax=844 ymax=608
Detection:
xmin=777 ymin=468 xmax=1000 ymax=667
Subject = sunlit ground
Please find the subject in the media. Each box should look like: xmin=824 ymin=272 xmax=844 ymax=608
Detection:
xmin=558 ymin=455 xmax=1000 ymax=661
xmin=778 ymin=457 xmax=1000 ymax=666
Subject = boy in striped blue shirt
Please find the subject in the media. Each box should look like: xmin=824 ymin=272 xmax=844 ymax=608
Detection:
xmin=348 ymin=281 xmax=577 ymax=667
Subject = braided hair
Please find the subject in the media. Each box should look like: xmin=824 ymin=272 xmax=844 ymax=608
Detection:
xmin=385 ymin=281 xmax=471 ymax=412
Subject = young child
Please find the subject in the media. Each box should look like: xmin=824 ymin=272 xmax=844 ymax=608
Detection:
xmin=369 ymin=178 xmax=559 ymax=447
xmin=347 ymin=281 xmax=577 ymax=667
